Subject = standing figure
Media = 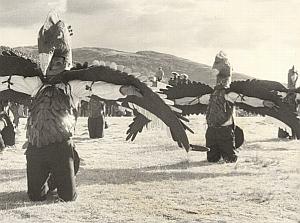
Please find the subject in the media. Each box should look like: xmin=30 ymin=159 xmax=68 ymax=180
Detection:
xmin=155 ymin=67 xmax=164 ymax=82
xmin=205 ymin=51 xmax=277 ymax=162
xmin=280 ymin=66 xmax=299 ymax=139
xmin=0 ymin=101 xmax=15 ymax=151
xmin=179 ymin=73 xmax=191 ymax=85
xmin=88 ymin=97 xmax=105 ymax=138
xmin=168 ymin=72 xmax=179 ymax=86
xmin=9 ymin=102 xmax=20 ymax=128
xmin=23 ymin=12 xmax=140 ymax=202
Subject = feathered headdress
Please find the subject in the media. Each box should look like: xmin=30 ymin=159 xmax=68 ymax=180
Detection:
xmin=212 ymin=51 xmax=232 ymax=88
xmin=38 ymin=10 xmax=72 ymax=76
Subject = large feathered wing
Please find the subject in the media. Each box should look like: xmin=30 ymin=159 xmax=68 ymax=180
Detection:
xmin=228 ymin=79 xmax=300 ymax=139
xmin=163 ymin=79 xmax=300 ymax=139
xmin=125 ymin=108 xmax=151 ymax=141
xmin=56 ymin=66 xmax=191 ymax=151
xmin=161 ymin=82 xmax=213 ymax=115
xmin=0 ymin=47 xmax=42 ymax=105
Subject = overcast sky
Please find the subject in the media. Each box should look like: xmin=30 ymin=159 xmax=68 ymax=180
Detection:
xmin=0 ymin=0 xmax=299 ymax=83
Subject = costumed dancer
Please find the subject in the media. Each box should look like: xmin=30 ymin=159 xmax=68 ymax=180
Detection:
xmin=87 ymin=96 xmax=106 ymax=138
xmin=22 ymin=12 xmax=141 ymax=201
xmin=205 ymin=51 xmax=277 ymax=162
xmin=0 ymin=101 xmax=15 ymax=151
xmin=174 ymin=51 xmax=277 ymax=162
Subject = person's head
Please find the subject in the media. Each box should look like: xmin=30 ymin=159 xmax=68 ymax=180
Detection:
xmin=172 ymin=72 xmax=179 ymax=78
xmin=38 ymin=10 xmax=73 ymax=77
xmin=212 ymin=51 xmax=232 ymax=88
xmin=181 ymin=74 xmax=188 ymax=80
xmin=47 ymin=56 xmax=66 ymax=76
xmin=91 ymin=60 xmax=100 ymax=67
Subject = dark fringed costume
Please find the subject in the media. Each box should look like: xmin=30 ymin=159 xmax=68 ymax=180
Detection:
xmin=0 ymin=111 xmax=15 ymax=150
xmin=205 ymin=52 xmax=237 ymax=163
xmin=87 ymin=97 xmax=105 ymax=138
xmin=278 ymin=66 xmax=299 ymax=139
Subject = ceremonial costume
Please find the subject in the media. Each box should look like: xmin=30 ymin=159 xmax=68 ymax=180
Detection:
xmin=166 ymin=51 xmax=281 ymax=162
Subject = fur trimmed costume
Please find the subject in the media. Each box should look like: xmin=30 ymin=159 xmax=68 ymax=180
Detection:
xmin=164 ymin=51 xmax=282 ymax=162
xmin=205 ymin=86 xmax=237 ymax=162
xmin=205 ymin=52 xmax=243 ymax=162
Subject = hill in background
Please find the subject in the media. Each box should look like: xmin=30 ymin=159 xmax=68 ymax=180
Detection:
xmin=15 ymin=46 xmax=252 ymax=85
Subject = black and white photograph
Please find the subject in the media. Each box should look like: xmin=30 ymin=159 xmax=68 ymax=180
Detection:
xmin=0 ymin=0 xmax=299 ymax=222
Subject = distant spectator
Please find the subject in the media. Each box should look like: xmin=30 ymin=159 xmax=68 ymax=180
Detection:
xmin=91 ymin=60 xmax=100 ymax=66
xmin=72 ymin=62 xmax=83 ymax=70
xmin=155 ymin=67 xmax=164 ymax=82
xmin=9 ymin=102 xmax=20 ymax=128
xmin=105 ymin=101 xmax=115 ymax=117
xmin=124 ymin=67 xmax=132 ymax=74
xmin=148 ymin=76 xmax=158 ymax=87
xmin=168 ymin=72 xmax=179 ymax=86
xmin=117 ymin=65 xmax=125 ymax=72
xmin=82 ymin=61 xmax=88 ymax=68
xmin=180 ymin=73 xmax=191 ymax=85
xmin=110 ymin=62 xmax=117 ymax=70
xmin=99 ymin=61 xmax=106 ymax=66
xmin=80 ymin=101 xmax=89 ymax=117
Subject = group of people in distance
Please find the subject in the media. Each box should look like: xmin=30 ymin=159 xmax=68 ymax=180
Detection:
xmin=154 ymin=67 xmax=191 ymax=86
xmin=168 ymin=72 xmax=191 ymax=86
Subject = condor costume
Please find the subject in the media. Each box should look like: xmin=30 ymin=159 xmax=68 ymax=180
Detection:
xmin=161 ymin=51 xmax=300 ymax=162
xmin=0 ymin=11 xmax=191 ymax=201
xmin=206 ymin=52 xmax=257 ymax=162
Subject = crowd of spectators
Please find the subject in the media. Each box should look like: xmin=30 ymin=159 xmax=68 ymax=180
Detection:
xmin=168 ymin=72 xmax=191 ymax=86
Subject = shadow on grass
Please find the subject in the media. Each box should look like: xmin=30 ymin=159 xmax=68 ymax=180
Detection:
xmin=0 ymin=169 xmax=26 ymax=184
xmin=247 ymin=138 xmax=289 ymax=144
xmin=141 ymin=160 xmax=215 ymax=171
xmin=0 ymin=191 xmax=57 ymax=211
xmin=71 ymin=137 xmax=93 ymax=142
xmin=77 ymin=160 xmax=253 ymax=186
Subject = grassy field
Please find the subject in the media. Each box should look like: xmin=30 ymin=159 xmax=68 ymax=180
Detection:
xmin=0 ymin=116 xmax=299 ymax=223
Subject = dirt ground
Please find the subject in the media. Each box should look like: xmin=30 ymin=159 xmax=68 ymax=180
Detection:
xmin=0 ymin=116 xmax=299 ymax=223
